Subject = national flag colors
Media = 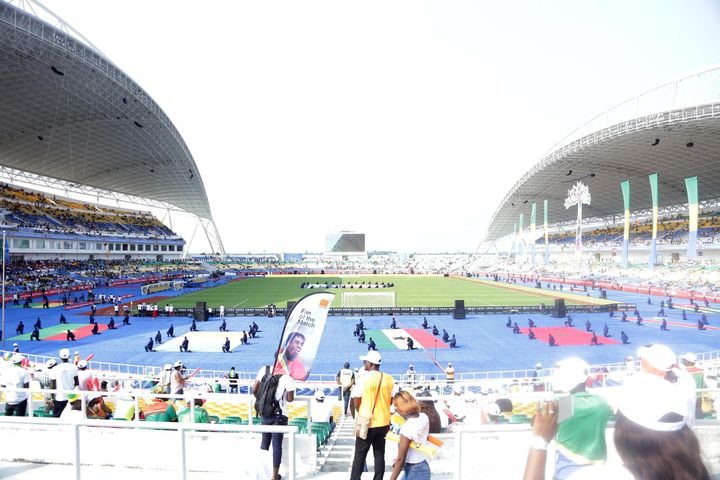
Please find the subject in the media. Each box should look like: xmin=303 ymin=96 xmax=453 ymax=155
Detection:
xmin=363 ymin=328 xmax=449 ymax=350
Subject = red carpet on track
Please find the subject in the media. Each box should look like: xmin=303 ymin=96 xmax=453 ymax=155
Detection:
xmin=406 ymin=328 xmax=449 ymax=349
xmin=519 ymin=327 xmax=621 ymax=346
xmin=46 ymin=324 xmax=110 ymax=340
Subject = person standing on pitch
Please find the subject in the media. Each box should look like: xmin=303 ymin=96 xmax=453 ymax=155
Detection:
xmin=350 ymin=350 xmax=395 ymax=480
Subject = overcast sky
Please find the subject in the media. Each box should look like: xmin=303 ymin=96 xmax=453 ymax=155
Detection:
xmin=35 ymin=0 xmax=720 ymax=254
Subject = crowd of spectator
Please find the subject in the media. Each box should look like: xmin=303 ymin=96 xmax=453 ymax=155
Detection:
xmin=547 ymin=211 xmax=720 ymax=247
xmin=0 ymin=183 xmax=177 ymax=239
xmin=2 ymin=259 xmax=203 ymax=295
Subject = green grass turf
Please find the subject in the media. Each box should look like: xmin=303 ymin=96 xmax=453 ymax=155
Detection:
xmin=171 ymin=275 xmax=615 ymax=308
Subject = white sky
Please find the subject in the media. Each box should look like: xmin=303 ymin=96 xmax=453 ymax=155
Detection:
xmin=35 ymin=0 xmax=720 ymax=254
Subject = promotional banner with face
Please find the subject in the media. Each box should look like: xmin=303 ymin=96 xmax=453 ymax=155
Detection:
xmin=273 ymin=291 xmax=335 ymax=381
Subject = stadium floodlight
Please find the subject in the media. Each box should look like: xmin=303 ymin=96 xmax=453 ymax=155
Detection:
xmin=564 ymin=182 xmax=591 ymax=259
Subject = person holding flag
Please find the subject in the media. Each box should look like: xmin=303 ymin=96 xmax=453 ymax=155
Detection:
xmin=256 ymin=291 xmax=334 ymax=479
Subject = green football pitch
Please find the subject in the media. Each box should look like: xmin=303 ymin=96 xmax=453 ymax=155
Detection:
xmin=170 ymin=275 xmax=616 ymax=308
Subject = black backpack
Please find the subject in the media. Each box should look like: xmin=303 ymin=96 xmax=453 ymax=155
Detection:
xmin=254 ymin=366 xmax=282 ymax=417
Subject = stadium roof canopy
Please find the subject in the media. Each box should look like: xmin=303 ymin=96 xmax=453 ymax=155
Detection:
xmin=0 ymin=0 xmax=223 ymax=252
xmin=484 ymin=65 xmax=720 ymax=243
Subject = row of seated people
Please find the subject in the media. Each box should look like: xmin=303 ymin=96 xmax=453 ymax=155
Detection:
xmin=548 ymin=212 xmax=720 ymax=246
xmin=3 ymin=259 xmax=202 ymax=294
xmin=0 ymin=195 xmax=176 ymax=238
xmin=0 ymin=183 xmax=167 ymax=221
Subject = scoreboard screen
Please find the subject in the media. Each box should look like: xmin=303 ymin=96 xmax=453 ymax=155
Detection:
xmin=325 ymin=233 xmax=365 ymax=253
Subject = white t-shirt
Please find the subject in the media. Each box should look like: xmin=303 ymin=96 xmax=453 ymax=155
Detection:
xmin=311 ymin=400 xmax=333 ymax=423
xmin=2 ymin=365 xmax=30 ymax=404
xmin=171 ymin=369 xmax=185 ymax=394
xmin=351 ymin=370 xmax=365 ymax=398
xmin=51 ymin=362 xmax=78 ymax=401
xmin=78 ymin=370 xmax=94 ymax=391
xmin=255 ymin=367 xmax=294 ymax=416
xmin=338 ymin=368 xmax=354 ymax=390
xmin=399 ymin=413 xmax=430 ymax=464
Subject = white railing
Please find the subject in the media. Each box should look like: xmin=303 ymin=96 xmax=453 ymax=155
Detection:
xmin=0 ymin=415 xmax=299 ymax=480
xmin=2 ymin=385 xmax=720 ymax=478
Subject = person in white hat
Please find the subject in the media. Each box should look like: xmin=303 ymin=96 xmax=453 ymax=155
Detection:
xmin=50 ymin=348 xmax=79 ymax=417
xmin=445 ymin=362 xmax=455 ymax=384
xmin=77 ymin=360 xmax=94 ymax=391
xmin=2 ymin=354 xmax=30 ymax=416
xmin=350 ymin=349 xmax=395 ymax=480
xmin=632 ymin=343 xmax=697 ymax=426
xmin=551 ymin=357 xmax=611 ymax=479
xmin=170 ymin=361 xmax=189 ymax=395
xmin=311 ymin=389 xmax=334 ymax=427
xmin=614 ymin=370 xmax=711 ymax=479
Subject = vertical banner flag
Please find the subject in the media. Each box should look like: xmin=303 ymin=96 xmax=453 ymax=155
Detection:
xmin=620 ymin=180 xmax=630 ymax=268
xmin=273 ymin=291 xmax=335 ymax=381
xmin=518 ymin=213 xmax=525 ymax=257
xmin=530 ymin=203 xmax=537 ymax=265
xmin=649 ymin=173 xmax=659 ymax=268
xmin=543 ymin=199 xmax=549 ymax=264
xmin=2 ymin=233 xmax=9 ymax=265
xmin=685 ymin=176 xmax=699 ymax=258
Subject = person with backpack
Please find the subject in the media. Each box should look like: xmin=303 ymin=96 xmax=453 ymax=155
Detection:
xmin=253 ymin=365 xmax=295 ymax=480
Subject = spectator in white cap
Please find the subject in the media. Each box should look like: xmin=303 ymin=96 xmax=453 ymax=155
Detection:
xmin=12 ymin=342 xmax=19 ymax=353
xmin=551 ymin=357 xmax=611 ymax=480
xmin=635 ymin=344 xmax=676 ymax=377
xmin=77 ymin=360 xmax=94 ymax=391
xmin=50 ymin=348 xmax=79 ymax=417
xmin=445 ymin=362 xmax=455 ymax=384
xmin=613 ymin=370 xmax=711 ymax=479
xmin=350 ymin=349 xmax=395 ymax=480
xmin=1 ymin=354 xmax=30 ymax=416
xmin=171 ymin=360 xmax=189 ymax=395
xmin=311 ymin=389 xmax=335 ymax=429
xmin=629 ymin=343 xmax=697 ymax=426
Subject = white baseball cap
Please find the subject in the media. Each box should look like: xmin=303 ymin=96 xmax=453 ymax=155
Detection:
xmin=619 ymin=373 xmax=688 ymax=432
xmin=359 ymin=350 xmax=382 ymax=365
xmin=551 ymin=357 xmax=590 ymax=393
xmin=314 ymin=390 xmax=325 ymax=400
xmin=680 ymin=352 xmax=697 ymax=364
xmin=173 ymin=360 xmax=183 ymax=368
xmin=77 ymin=360 xmax=88 ymax=369
xmin=59 ymin=348 xmax=70 ymax=359
xmin=637 ymin=344 xmax=676 ymax=371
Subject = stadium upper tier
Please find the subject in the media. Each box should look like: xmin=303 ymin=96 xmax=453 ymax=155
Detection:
xmin=485 ymin=66 xmax=720 ymax=242
xmin=0 ymin=183 xmax=176 ymax=238
xmin=0 ymin=1 xmax=214 ymax=223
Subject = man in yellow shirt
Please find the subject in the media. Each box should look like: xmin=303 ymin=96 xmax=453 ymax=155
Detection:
xmin=350 ymin=350 xmax=395 ymax=480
